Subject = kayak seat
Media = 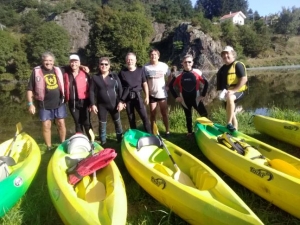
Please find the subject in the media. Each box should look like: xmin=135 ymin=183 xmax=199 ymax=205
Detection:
xmin=105 ymin=175 xmax=114 ymax=196
xmin=10 ymin=139 xmax=27 ymax=163
xmin=190 ymin=166 xmax=217 ymax=191
xmin=153 ymin=163 xmax=173 ymax=177
xmin=150 ymin=149 xmax=169 ymax=163
xmin=197 ymin=172 xmax=217 ymax=191
xmin=244 ymin=146 xmax=268 ymax=166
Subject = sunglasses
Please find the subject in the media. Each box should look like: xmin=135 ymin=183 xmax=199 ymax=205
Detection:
xmin=183 ymin=61 xmax=192 ymax=64
xmin=100 ymin=63 xmax=109 ymax=66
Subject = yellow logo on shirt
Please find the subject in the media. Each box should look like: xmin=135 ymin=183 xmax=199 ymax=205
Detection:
xmin=44 ymin=74 xmax=58 ymax=90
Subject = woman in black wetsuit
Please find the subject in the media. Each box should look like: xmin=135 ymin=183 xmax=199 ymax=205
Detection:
xmin=90 ymin=57 xmax=124 ymax=145
xmin=169 ymin=54 xmax=208 ymax=136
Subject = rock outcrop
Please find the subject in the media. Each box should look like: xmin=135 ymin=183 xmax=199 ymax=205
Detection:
xmin=53 ymin=10 xmax=90 ymax=53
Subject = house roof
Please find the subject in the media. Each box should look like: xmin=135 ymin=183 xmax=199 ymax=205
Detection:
xmin=220 ymin=11 xmax=246 ymax=20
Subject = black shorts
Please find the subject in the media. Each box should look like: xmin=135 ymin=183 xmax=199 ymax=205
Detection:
xmin=149 ymin=95 xmax=166 ymax=103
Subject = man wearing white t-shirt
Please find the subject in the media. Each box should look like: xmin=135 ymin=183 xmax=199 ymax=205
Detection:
xmin=142 ymin=49 xmax=171 ymax=137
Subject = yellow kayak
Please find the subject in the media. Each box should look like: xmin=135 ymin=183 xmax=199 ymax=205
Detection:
xmin=194 ymin=117 xmax=300 ymax=219
xmin=121 ymin=129 xmax=263 ymax=225
xmin=0 ymin=125 xmax=41 ymax=218
xmin=253 ymin=114 xmax=300 ymax=147
xmin=47 ymin=140 xmax=127 ymax=225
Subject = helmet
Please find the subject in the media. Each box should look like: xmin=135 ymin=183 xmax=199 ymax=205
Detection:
xmin=67 ymin=133 xmax=91 ymax=154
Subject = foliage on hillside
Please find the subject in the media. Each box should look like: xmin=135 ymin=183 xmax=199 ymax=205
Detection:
xmin=0 ymin=0 xmax=300 ymax=80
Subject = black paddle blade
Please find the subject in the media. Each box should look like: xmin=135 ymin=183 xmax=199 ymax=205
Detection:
xmin=137 ymin=136 xmax=162 ymax=151
xmin=0 ymin=156 xmax=16 ymax=166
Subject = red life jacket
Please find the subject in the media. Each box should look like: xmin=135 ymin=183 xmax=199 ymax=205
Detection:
xmin=67 ymin=148 xmax=117 ymax=185
xmin=64 ymin=70 xmax=89 ymax=102
xmin=34 ymin=66 xmax=64 ymax=101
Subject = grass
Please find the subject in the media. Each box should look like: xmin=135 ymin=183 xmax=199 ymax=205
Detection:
xmin=246 ymin=35 xmax=300 ymax=68
xmin=1 ymin=106 xmax=300 ymax=224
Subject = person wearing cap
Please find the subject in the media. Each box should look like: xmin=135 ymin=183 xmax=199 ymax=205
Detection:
xmin=142 ymin=49 xmax=171 ymax=137
xmin=216 ymin=46 xmax=248 ymax=132
xmin=90 ymin=57 xmax=123 ymax=145
xmin=27 ymin=51 xmax=67 ymax=151
xmin=169 ymin=54 xmax=208 ymax=137
xmin=64 ymin=54 xmax=93 ymax=140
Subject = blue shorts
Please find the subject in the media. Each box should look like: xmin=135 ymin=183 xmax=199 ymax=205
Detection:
xmin=39 ymin=104 xmax=67 ymax=121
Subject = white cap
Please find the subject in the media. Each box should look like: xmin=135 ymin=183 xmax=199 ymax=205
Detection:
xmin=221 ymin=46 xmax=234 ymax=53
xmin=69 ymin=54 xmax=80 ymax=61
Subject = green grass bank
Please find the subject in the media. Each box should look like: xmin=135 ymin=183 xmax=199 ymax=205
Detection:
xmin=1 ymin=107 xmax=300 ymax=225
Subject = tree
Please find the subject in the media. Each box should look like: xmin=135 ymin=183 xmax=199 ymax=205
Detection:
xmin=23 ymin=21 xmax=70 ymax=67
xmin=20 ymin=10 xmax=44 ymax=33
xmin=0 ymin=30 xmax=29 ymax=80
xmin=195 ymin=0 xmax=248 ymax=20
xmin=195 ymin=0 xmax=222 ymax=20
xmin=274 ymin=7 xmax=300 ymax=35
xmin=86 ymin=4 xmax=153 ymax=71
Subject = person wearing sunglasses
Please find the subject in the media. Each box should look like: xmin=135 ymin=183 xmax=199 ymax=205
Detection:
xmin=90 ymin=57 xmax=123 ymax=145
xmin=118 ymin=52 xmax=151 ymax=134
xmin=216 ymin=46 xmax=248 ymax=132
xmin=142 ymin=49 xmax=171 ymax=137
xmin=169 ymin=54 xmax=208 ymax=137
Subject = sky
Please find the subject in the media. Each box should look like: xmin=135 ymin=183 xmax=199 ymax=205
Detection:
xmin=191 ymin=0 xmax=300 ymax=16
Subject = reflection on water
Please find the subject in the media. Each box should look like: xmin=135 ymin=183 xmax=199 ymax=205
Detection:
xmin=1 ymin=68 xmax=300 ymax=142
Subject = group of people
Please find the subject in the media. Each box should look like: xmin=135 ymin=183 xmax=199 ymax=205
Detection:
xmin=26 ymin=46 xmax=247 ymax=150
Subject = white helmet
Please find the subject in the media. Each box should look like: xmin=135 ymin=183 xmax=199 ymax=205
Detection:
xmin=67 ymin=133 xmax=91 ymax=154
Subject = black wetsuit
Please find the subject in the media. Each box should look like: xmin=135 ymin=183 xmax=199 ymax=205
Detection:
xmin=90 ymin=72 xmax=123 ymax=143
xmin=118 ymin=67 xmax=151 ymax=133
xmin=169 ymin=69 xmax=208 ymax=133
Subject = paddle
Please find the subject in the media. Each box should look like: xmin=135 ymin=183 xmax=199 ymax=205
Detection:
xmin=197 ymin=117 xmax=300 ymax=179
xmin=85 ymin=129 xmax=106 ymax=202
xmin=0 ymin=122 xmax=22 ymax=166
xmin=152 ymin=123 xmax=195 ymax=187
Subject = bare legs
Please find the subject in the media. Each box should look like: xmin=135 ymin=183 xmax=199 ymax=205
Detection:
xmin=42 ymin=119 xmax=66 ymax=148
xmin=150 ymin=100 xmax=169 ymax=133
xmin=226 ymin=94 xmax=238 ymax=130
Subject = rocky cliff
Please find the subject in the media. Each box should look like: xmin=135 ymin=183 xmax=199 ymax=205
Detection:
xmin=53 ymin=10 xmax=91 ymax=53
xmin=53 ymin=11 xmax=222 ymax=103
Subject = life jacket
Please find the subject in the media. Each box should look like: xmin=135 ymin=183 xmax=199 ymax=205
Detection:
xmin=64 ymin=70 xmax=89 ymax=102
xmin=67 ymin=148 xmax=117 ymax=185
xmin=174 ymin=69 xmax=205 ymax=93
xmin=227 ymin=61 xmax=247 ymax=92
xmin=217 ymin=133 xmax=300 ymax=179
xmin=217 ymin=133 xmax=249 ymax=155
xmin=34 ymin=66 xmax=64 ymax=101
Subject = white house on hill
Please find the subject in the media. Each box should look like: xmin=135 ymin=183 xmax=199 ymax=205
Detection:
xmin=220 ymin=11 xmax=246 ymax=25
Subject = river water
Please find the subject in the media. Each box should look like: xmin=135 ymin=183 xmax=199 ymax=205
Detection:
xmin=0 ymin=67 xmax=299 ymax=143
